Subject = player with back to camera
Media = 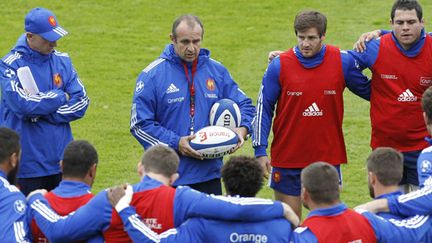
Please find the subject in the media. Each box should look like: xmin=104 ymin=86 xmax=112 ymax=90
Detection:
xmin=252 ymin=10 xmax=371 ymax=218
xmin=31 ymin=140 xmax=100 ymax=243
xmin=0 ymin=7 xmax=89 ymax=196
xmin=27 ymin=145 xmax=293 ymax=242
xmin=107 ymin=155 xmax=298 ymax=242
xmin=108 ymin=160 xmax=432 ymax=243
xmin=130 ymin=14 xmax=255 ymax=195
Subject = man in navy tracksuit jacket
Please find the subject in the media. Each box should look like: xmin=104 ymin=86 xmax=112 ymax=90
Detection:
xmin=0 ymin=127 xmax=31 ymax=242
xmin=0 ymin=8 xmax=89 ymax=195
xmin=130 ymin=15 xmax=254 ymax=195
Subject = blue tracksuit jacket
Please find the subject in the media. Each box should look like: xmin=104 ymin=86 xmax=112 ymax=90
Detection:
xmin=0 ymin=34 xmax=89 ymax=178
xmin=130 ymin=44 xmax=254 ymax=186
xmin=0 ymin=171 xmax=31 ymax=242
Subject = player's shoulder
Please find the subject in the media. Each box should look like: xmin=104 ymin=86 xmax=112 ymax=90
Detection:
xmin=142 ymin=57 xmax=166 ymax=74
xmin=0 ymin=177 xmax=26 ymax=212
xmin=1 ymin=51 xmax=23 ymax=66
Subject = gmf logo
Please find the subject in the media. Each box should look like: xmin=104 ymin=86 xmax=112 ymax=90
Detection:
xmin=198 ymin=131 xmax=208 ymax=142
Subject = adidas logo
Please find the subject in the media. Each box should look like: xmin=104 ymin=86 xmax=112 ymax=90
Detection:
xmin=166 ymin=83 xmax=180 ymax=94
xmin=397 ymin=89 xmax=417 ymax=102
xmin=303 ymin=102 xmax=323 ymax=116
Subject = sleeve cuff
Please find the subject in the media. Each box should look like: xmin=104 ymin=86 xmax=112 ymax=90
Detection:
xmin=254 ymin=146 xmax=267 ymax=157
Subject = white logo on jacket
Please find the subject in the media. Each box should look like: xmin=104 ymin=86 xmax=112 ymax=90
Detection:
xmin=166 ymin=83 xmax=180 ymax=94
xmin=397 ymin=89 xmax=417 ymax=102
xmin=136 ymin=81 xmax=144 ymax=93
xmin=14 ymin=200 xmax=26 ymax=214
xmin=303 ymin=102 xmax=323 ymax=116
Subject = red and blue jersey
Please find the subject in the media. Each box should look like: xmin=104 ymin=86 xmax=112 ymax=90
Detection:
xmin=0 ymin=171 xmax=30 ymax=242
xmin=293 ymin=203 xmax=431 ymax=243
xmin=349 ymin=30 xmax=432 ymax=152
xmin=130 ymin=44 xmax=255 ymax=186
xmin=28 ymin=176 xmax=285 ymax=242
xmin=31 ymin=180 xmax=94 ymax=243
xmin=253 ymin=45 xmax=370 ymax=168
xmin=116 ymin=206 xmax=292 ymax=242
xmin=0 ymin=34 xmax=89 ymax=178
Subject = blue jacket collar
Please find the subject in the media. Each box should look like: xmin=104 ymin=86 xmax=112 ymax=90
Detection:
xmin=294 ymin=45 xmax=326 ymax=69
xmin=160 ymin=44 xmax=211 ymax=68
xmin=391 ymin=29 xmax=426 ymax=58
xmin=13 ymin=34 xmax=52 ymax=62
xmin=51 ymin=180 xmax=92 ymax=197
xmin=375 ymin=190 xmax=402 ymax=200
xmin=307 ymin=203 xmax=347 ymax=218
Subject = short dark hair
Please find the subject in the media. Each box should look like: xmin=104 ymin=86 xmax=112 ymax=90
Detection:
xmin=422 ymin=86 xmax=432 ymax=124
xmin=301 ymin=162 xmax=340 ymax=204
xmin=294 ymin=10 xmax=327 ymax=37
xmin=367 ymin=147 xmax=403 ymax=186
xmin=172 ymin=14 xmax=204 ymax=39
xmin=0 ymin=127 xmax=20 ymax=163
xmin=221 ymin=156 xmax=264 ymax=197
xmin=62 ymin=140 xmax=98 ymax=178
xmin=141 ymin=145 xmax=179 ymax=178
xmin=391 ymin=0 xmax=423 ymax=21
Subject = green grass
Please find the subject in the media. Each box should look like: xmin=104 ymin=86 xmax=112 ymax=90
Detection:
xmin=2 ymin=0 xmax=431 ymax=218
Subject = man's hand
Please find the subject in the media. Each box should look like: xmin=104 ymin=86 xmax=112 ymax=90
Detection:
xmin=26 ymin=189 xmax=47 ymax=201
xmin=257 ymin=156 xmax=271 ymax=179
xmin=354 ymin=198 xmax=389 ymax=214
xmin=281 ymin=202 xmax=300 ymax=227
xmin=108 ymin=184 xmax=133 ymax=213
xmin=268 ymin=50 xmax=284 ymax=63
xmin=229 ymin=127 xmax=248 ymax=154
xmin=178 ymin=135 xmax=203 ymax=160
xmin=353 ymin=30 xmax=381 ymax=52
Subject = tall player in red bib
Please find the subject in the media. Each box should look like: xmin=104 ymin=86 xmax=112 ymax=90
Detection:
xmin=349 ymin=0 xmax=432 ymax=192
xmin=252 ymin=10 xmax=370 ymax=218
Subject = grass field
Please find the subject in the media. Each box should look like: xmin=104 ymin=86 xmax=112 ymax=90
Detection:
xmin=2 ymin=0 xmax=432 ymax=217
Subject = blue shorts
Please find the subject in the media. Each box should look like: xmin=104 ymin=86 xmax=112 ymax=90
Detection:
xmin=270 ymin=165 xmax=342 ymax=196
xmin=401 ymin=150 xmax=421 ymax=186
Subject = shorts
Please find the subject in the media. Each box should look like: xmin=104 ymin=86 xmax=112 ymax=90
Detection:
xmin=270 ymin=165 xmax=342 ymax=196
xmin=401 ymin=150 xmax=421 ymax=186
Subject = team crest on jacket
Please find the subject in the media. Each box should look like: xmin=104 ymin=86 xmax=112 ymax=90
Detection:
xmin=206 ymin=78 xmax=215 ymax=91
xmin=48 ymin=16 xmax=57 ymax=27
xmin=53 ymin=73 xmax=62 ymax=87
xmin=14 ymin=200 xmax=26 ymax=214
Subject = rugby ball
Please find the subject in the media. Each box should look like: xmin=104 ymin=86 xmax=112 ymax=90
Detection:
xmin=209 ymin=99 xmax=241 ymax=128
xmin=190 ymin=126 xmax=239 ymax=159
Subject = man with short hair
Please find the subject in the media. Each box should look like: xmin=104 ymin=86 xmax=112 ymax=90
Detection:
xmin=293 ymin=162 xmax=431 ymax=242
xmin=31 ymin=140 xmax=99 ymax=243
xmin=366 ymin=147 xmax=432 ymax=242
xmin=252 ymin=10 xmax=370 ymax=218
xmin=27 ymin=145 xmax=290 ymax=242
xmin=107 ymin=156 xmax=296 ymax=242
xmin=349 ymin=0 xmax=432 ymax=192
xmin=130 ymin=14 xmax=254 ymax=195
xmin=0 ymin=7 xmax=89 ymax=196
xmin=0 ymin=127 xmax=31 ymax=242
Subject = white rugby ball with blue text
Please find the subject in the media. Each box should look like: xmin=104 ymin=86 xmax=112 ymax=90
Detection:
xmin=190 ymin=126 xmax=239 ymax=159
xmin=209 ymin=99 xmax=241 ymax=128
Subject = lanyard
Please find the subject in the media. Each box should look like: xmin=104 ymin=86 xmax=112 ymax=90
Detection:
xmin=182 ymin=59 xmax=198 ymax=135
